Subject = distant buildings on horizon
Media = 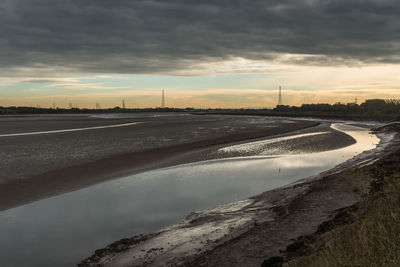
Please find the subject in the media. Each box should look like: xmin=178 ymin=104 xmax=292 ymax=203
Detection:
xmin=6 ymin=87 xmax=394 ymax=110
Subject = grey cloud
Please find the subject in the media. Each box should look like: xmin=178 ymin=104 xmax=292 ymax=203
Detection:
xmin=22 ymin=79 xmax=63 ymax=83
xmin=0 ymin=0 xmax=399 ymax=76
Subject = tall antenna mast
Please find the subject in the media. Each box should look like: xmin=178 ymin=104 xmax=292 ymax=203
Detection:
xmin=122 ymin=99 xmax=126 ymax=109
xmin=161 ymin=90 xmax=165 ymax=108
xmin=277 ymin=86 xmax=283 ymax=106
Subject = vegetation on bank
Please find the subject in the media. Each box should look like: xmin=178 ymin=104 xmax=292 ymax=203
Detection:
xmin=272 ymin=148 xmax=400 ymax=267
xmin=1 ymin=99 xmax=399 ymax=121
xmin=273 ymin=99 xmax=400 ymax=121
xmin=211 ymin=99 xmax=400 ymax=122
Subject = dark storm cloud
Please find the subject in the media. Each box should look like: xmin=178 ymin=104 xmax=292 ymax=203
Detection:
xmin=0 ymin=0 xmax=399 ymax=75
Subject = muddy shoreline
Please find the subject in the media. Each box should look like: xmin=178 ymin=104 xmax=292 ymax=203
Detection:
xmin=79 ymin=124 xmax=397 ymax=267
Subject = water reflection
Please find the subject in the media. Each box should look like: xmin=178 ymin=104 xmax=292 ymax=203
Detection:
xmin=219 ymin=131 xmax=330 ymax=154
xmin=0 ymin=123 xmax=379 ymax=267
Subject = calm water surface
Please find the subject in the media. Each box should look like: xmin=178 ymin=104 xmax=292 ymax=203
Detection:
xmin=0 ymin=124 xmax=379 ymax=267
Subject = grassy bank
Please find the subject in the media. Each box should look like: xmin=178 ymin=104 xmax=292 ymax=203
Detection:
xmin=280 ymin=149 xmax=400 ymax=266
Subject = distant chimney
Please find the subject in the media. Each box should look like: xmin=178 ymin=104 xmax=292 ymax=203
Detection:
xmin=161 ymin=90 xmax=165 ymax=108
xmin=277 ymin=86 xmax=283 ymax=106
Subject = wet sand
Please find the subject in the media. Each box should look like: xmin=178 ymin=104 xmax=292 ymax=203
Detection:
xmin=0 ymin=114 xmax=326 ymax=211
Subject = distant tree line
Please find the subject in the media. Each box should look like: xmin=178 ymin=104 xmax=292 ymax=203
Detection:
xmin=202 ymin=99 xmax=400 ymax=121
xmin=272 ymin=99 xmax=400 ymax=120
xmin=1 ymin=99 xmax=399 ymax=121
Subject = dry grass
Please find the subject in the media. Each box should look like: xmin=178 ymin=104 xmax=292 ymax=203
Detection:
xmin=285 ymin=165 xmax=400 ymax=267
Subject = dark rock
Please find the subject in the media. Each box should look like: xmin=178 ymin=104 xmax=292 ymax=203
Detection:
xmin=286 ymin=240 xmax=305 ymax=253
xmin=261 ymin=256 xmax=284 ymax=267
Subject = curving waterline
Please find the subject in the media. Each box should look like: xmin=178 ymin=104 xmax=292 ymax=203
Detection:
xmin=0 ymin=122 xmax=141 ymax=137
xmin=219 ymin=131 xmax=330 ymax=153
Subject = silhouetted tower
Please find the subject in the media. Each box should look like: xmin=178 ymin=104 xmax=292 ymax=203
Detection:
xmin=355 ymin=96 xmax=358 ymax=105
xmin=161 ymin=90 xmax=165 ymax=108
xmin=53 ymin=102 xmax=56 ymax=109
xmin=122 ymin=99 xmax=126 ymax=109
xmin=69 ymin=102 xmax=72 ymax=109
xmin=277 ymin=86 xmax=283 ymax=106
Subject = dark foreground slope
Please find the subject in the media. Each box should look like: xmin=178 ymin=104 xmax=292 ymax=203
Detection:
xmin=275 ymin=125 xmax=400 ymax=267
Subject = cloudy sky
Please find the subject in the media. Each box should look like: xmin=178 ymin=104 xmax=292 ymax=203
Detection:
xmin=1 ymin=0 xmax=399 ymax=108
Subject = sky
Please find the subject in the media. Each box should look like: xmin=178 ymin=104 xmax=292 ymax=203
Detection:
xmin=0 ymin=0 xmax=399 ymax=108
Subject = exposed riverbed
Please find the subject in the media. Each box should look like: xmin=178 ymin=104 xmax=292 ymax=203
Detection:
xmin=0 ymin=123 xmax=380 ymax=267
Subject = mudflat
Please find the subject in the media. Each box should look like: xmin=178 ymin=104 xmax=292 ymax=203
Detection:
xmin=0 ymin=113 xmax=324 ymax=211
